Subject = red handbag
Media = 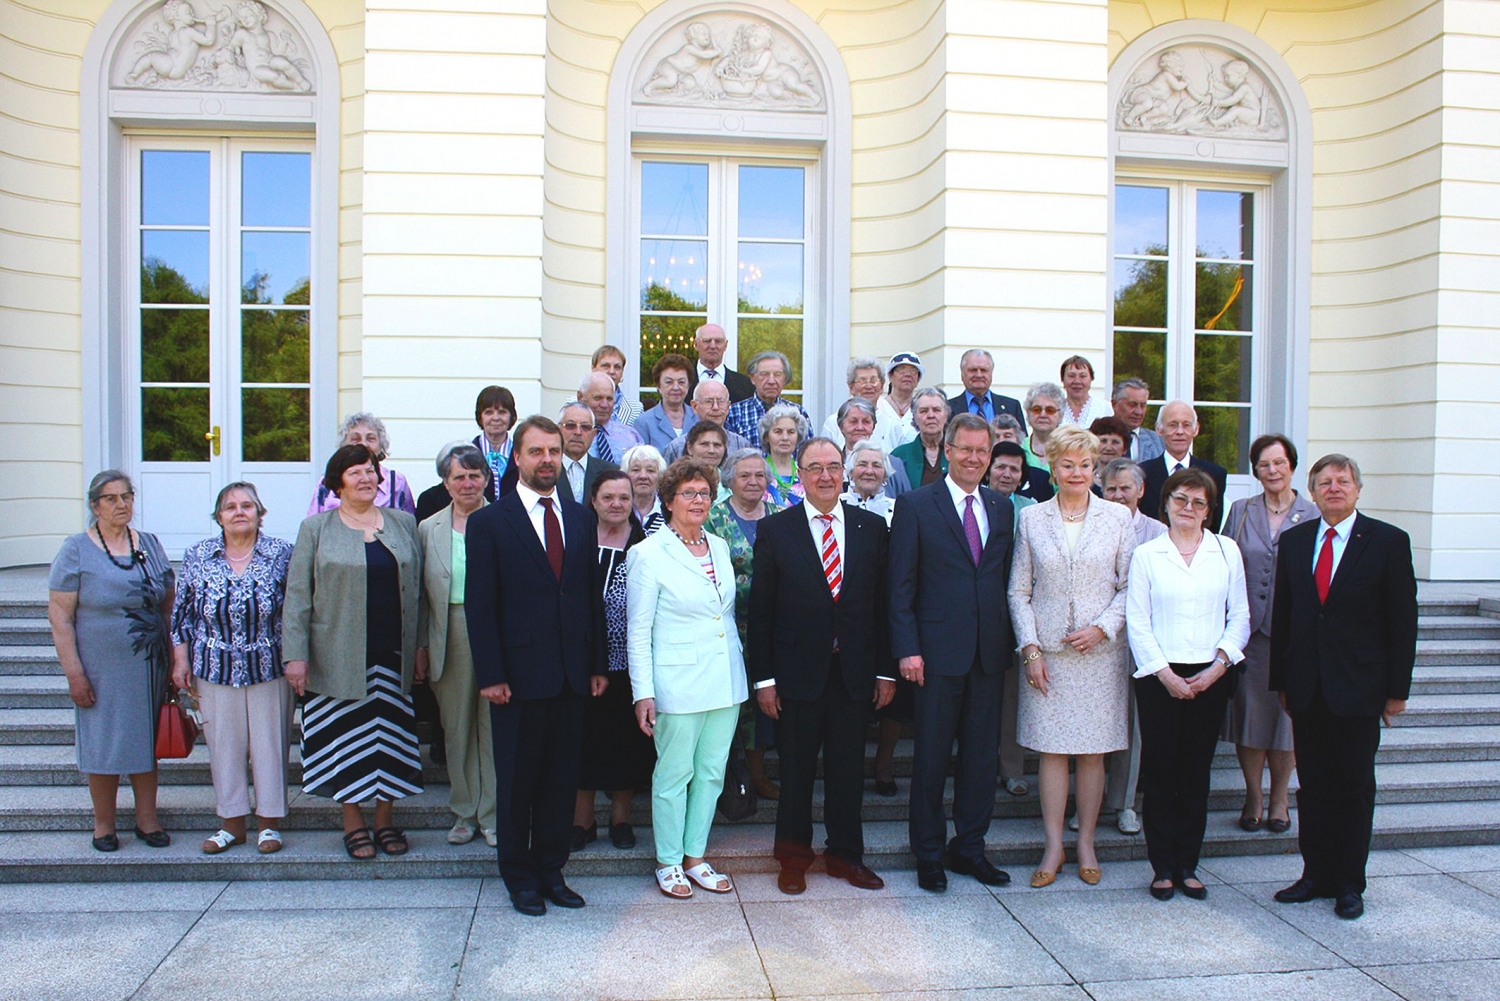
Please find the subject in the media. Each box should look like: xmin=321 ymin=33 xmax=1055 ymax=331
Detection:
xmin=155 ymin=684 xmax=200 ymax=759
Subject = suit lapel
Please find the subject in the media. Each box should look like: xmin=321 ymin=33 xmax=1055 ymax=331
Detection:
xmin=979 ymin=489 xmax=1009 ymax=566
xmin=433 ymin=505 xmax=454 ymax=577
xmin=502 ymin=493 xmax=556 ymax=582
xmin=933 ymin=484 xmax=972 ymax=558
xmin=797 ymin=508 xmax=836 ymax=604
xmin=1325 ymin=514 xmax=1372 ymax=606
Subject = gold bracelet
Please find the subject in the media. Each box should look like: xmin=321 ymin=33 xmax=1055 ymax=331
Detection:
xmin=1021 ymin=649 xmax=1042 ymax=665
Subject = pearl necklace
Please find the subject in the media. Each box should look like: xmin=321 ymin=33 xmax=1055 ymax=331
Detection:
xmin=1058 ymin=501 xmax=1088 ymax=523
xmin=669 ymin=525 xmax=707 ymax=547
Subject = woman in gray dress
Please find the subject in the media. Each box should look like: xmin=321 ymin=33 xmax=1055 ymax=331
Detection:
xmin=47 ymin=471 xmax=176 ymax=852
xmin=1222 ymin=434 xmax=1319 ymax=834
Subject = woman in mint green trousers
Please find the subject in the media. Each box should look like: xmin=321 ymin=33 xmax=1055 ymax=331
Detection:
xmin=626 ymin=460 xmax=748 ymax=899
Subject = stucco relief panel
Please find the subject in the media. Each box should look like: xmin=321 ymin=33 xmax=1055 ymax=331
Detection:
xmin=111 ymin=0 xmax=315 ymax=93
xmin=635 ymin=16 xmax=823 ymax=111
xmin=1116 ymin=45 xmax=1284 ymax=141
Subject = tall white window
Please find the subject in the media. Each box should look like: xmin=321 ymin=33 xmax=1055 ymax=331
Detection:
xmin=1112 ymin=179 xmax=1267 ymax=474
xmin=632 ymin=154 xmax=816 ymax=405
xmin=126 ymin=136 xmax=316 ymax=549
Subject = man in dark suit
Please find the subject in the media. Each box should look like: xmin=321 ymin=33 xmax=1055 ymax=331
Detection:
xmin=749 ymin=437 xmax=895 ymax=895
xmin=1269 ymin=454 xmax=1417 ymax=920
xmin=946 ymin=348 xmax=1026 ymax=432
xmin=465 ymin=415 xmax=608 ymax=916
xmin=685 ymin=322 xmax=754 ymax=403
xmin=554 ymin=402 xmax=617 ymax=505
xmin=889 ymin=413 xmax=1016 ymax=891
xmin=1140 ymin=401 xmax=1227 ymax=529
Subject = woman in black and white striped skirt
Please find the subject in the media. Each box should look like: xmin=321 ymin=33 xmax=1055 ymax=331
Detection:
xmin=283 ymin=444 xmax=425 ymax=859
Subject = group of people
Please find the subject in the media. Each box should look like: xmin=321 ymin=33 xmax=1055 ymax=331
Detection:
xmin=48 ymin=328 xmax=1416 ymax=922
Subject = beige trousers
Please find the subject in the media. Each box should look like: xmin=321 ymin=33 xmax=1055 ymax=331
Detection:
xmin=196 ymin=676 xmax=294 ymax=819
xmin=432 ymin=606 xmax=497 ymax=830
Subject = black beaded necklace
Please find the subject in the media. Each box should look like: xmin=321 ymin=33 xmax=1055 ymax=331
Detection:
xmin=95 ymin=524 xmax=144 ymax=570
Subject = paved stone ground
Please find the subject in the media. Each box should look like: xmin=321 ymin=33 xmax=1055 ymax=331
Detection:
xmin=3 ymin=847 xmax=1499 ymax=1000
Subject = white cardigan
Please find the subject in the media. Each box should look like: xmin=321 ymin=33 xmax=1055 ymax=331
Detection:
xmin=1126 ymin=531 xmax=1251 ymax=677
xmin=625 ymin=529 xmax=747 ymax=715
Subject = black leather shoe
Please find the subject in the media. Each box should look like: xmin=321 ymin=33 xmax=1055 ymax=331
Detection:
xmin=826 ymin=856 xmax=885 ymax=890
xmin=91 ymin=833 xmax=119 ymax=853
xmin=1149 ymin=874 xmax=1175 ymax=901
xmin=609 ymin=822 xmax=636 ymax=849
xmin=874 ymin=778 xmax=898 ymax=797
xmin=916 ymin=861 xmax=947 ymax=892
xmin=571 ymin=825 xmax=597 ymax=851
xmin=133 ymin=826 xmax=170 ymax=848
xmin=1266 ymin=816 xmax=1292 ymax=834
xmin=541 ymin=883 xmax=586 ymax=909
xmin=1334 ymin=891 xmax=1364 ymax=920
xmin=1174 ymin=871 xmax=1208 ymax=900
xmin=1273 ymin=877 xmax=1330 ymax=904
xmin=946 ymin=851 xmax=1011 ymax=887
xmin=777 ymin=866 xmax=807 ymax=895
xmin=510 ymin=890 xmax=546 ymax=917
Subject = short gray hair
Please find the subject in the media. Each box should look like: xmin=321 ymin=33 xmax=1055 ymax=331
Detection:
xmin=619 ymin=443 xmax=666 ymax=473
xmin=337 ymin=412 xmax=390 ymax=455
xmin=579 ymin=370 xmax=614 ymax=395
xmin=556 ymin=401 xmax=593 ymax=423
xmin=835 ymin=397 xmax=877 ymax=427
xmin=1023 ymin=382 xmax=1065 ymax=413
xmin=845 ymin=356 xmax=882 ymax=385
xmin=433 ymin=439 xmax=473 ymax=477
xmin=844 ymin=438 xmax=895 ymax=479
xmin=959 ymin=348 xmax=994 ymax=368
xmin=724 ymin=447 xmax=765 ymax=481
xmin=439 ymin=444 xmax=488 ymax=482
xmin=692 ymin=379 xmax=729 ymax=402
xmin=86 ymin=470 xmax=133 ymax=525
xmin=211 ymin=481 xmax=268 ymax=525
xmin=1155 ymin=400 xmax=1199 ymax=433
xmin=992 ymin=413 xmax=1023 ymax=435
xmin=759 ymin=403 xmax=809 ymax=450
xmin=1307 ymin=453 xmax=1363 ymax=490
xmin=1112 ymin=377 xmax=1150 ymax=402
xmin=747 ymin=350 xmax=792 ymax=381
xmin=1101 ymin=458 xmax=1145 ymax=489
xmin=912 ymin=386 xmax=950 ymax=415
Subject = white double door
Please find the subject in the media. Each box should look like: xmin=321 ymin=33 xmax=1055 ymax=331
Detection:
xmin=125 ymin=136 xmax=323 ymax=553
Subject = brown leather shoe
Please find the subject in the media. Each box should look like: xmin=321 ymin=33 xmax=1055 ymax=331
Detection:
xmin=777 ymin=866 xmax=807 ymax=895
xmin=826 ymin=856 xmax=885 ymax=890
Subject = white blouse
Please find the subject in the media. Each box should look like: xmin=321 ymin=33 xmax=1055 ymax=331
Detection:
xmin=1126 ymin=531 xmax=1251 ymax=678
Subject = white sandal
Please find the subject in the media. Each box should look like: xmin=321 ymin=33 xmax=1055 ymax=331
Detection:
xmin=684 ymin=861 xmax=733 ymax=893
xmin=257 ymin=829 xmax=284 ymax=854
xmin=201 ymin=829 xmax=245 ymax=855
xmin=655 ymin=864 xmax=693 ymax=899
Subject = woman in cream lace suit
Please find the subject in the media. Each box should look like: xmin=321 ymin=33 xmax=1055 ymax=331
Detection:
xmin=1010 ymin=425 xmax=1135 ymax=889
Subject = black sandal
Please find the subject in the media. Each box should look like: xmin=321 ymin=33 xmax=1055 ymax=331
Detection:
xmin=373 ymin=826 xmax=409 ymax=856
xmin=343 ymin=827 xmax=376 ymax=860
xmin=133 ymin=826 xmax=171 ymax=848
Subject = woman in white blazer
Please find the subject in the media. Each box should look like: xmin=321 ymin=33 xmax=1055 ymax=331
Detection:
xmin=414 ymin=446 xmax=496 ymax=847
xmin=627 ymin=458 xmax=747 ymax=899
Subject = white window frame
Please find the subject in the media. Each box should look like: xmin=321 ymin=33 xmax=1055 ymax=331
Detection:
xmin=629 ymin=148 xmax=820 ymax=404
xmin=1112 ymin=172 xmax=1271 ymax=477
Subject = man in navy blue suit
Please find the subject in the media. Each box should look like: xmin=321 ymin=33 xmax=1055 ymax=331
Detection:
xmin=465 ymin=415 xmax=607 ymax=916
xmin=889 ymin=413 xmax=1016 ymax=891
xmin=945 ymin=349 xmax=1026 ymax=432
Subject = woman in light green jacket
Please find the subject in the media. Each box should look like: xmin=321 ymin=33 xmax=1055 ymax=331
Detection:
xmin=284 ymin=444 xmax=422 ymax=860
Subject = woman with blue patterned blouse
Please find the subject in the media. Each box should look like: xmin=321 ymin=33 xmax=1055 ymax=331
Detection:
xmin=170 ymin=482 xmax=295 ymax=855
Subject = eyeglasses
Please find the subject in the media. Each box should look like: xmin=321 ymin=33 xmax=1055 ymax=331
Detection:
xmin=1029 ymin=405 xmax=1060 ymax=416
xmin=799 ymin=463 xmax=842 ymax=477
xmin=1254 ymin=458 xmax=1291 ymax=473
xmin=96 ymin=491 xmax=135 ymax=505
xmin=674 ymin=490 xmax=713 ymax=501
xmin=1168 ymin=493 xmax=1210 ymax=512
xmin=559 ymin=421 xmax=595 ymax=432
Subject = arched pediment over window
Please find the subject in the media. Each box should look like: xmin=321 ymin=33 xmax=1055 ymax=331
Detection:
xmin=633 ymin=14 xmax=823 ymax=112
xmin=1116 ymin=44 xmax=1284 ymax=141
xmin=109 ymin=0 xmax=316 ymax=94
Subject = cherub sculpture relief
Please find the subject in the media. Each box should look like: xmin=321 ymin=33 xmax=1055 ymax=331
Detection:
xmin=1118 ymin=50 xmax=1206 ymax=130
xmin=642 ymin=22 xmax=722 ymax=97
xmin=125 ymin=0 xmax=219 ymax=85
xmin=714 ymin=23 xmax=818 ymax=104
xmin=1207 ymin=59 xmax=1262 ymax=129
xmin=225 ymin=0 xmax=311 ymax=91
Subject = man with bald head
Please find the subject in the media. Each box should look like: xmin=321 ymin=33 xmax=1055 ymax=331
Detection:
xmin=1140 ymin=400 xmax=1228 ymax=529
xmin=662 ymin=380 xmax=754 ymax=461
xmin=579 ymin=371 xmax=641 ymax=466
xmin=686 ymin=323 xmax=754 ymax=403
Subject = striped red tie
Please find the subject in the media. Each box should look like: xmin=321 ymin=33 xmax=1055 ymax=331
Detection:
xmin=818 ymin=513 xmax=842 ymax=602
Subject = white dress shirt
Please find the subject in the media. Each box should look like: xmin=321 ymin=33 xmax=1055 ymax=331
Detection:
xmin=944 ymin=475 xmax=988 ymax=545
xmin=1126 ymin=531 xmax=1250 ymax=677
xmin=697 ymin=361 xmax=723 ymax=383
xmin=563 ymin=456 xmax=586 ymax=499
xmin=1161 ymin=448 xmax=1193 ymax=475
xmin=514 ymin=481 xmax=565 ymax=549
xmin=1312 ymin=511 xmax=1357 ymax=577
xmin=875 ymin=396 xmax=918 ymax=450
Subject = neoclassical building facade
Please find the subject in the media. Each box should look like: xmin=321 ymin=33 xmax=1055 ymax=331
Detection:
xmin=1 ymin=0 xmax=1496 ymax=577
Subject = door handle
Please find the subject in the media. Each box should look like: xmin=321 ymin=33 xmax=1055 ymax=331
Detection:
xmin=205 ymin=425 xmax=221 ymax=456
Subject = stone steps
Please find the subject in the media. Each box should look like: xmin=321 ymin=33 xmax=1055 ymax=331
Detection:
xmin=6 ymin=799 xmax=1500 ymax=884
xmin=0 ymin=618 xmax=49 ymax=645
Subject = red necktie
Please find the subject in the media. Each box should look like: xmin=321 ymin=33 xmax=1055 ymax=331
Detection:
xmin=540 ymin=496 xmax=564 ymax=582
xmin=1315 ymin=526 xmax=1336 ymax=604
xmin=818 ymin=514 xmax=842 ymax=602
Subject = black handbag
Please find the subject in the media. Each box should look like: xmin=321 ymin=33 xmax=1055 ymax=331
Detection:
xmin=716 ymin=740 xmax=758 ymax=822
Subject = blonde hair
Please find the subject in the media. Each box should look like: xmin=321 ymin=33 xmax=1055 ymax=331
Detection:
xmin=1046 ymin=425 xmax=1100 ymax=470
